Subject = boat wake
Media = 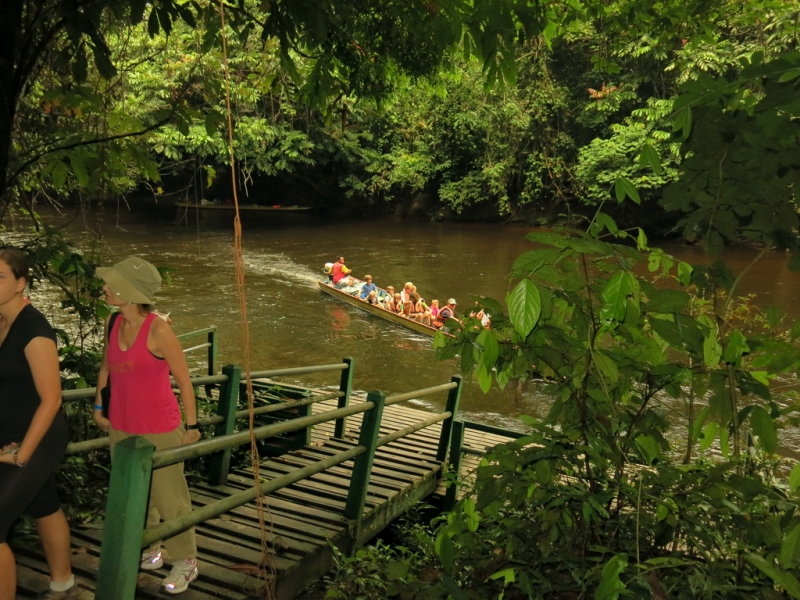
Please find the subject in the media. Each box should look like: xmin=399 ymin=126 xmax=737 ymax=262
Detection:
xmin=243 ymin=252 xmax=321 ymax=288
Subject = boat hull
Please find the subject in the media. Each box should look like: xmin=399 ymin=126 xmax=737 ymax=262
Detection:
xmin=318 ymin=282 xmax=443 ymax=337
xmin=177 ymin=202 xmax=311 ymax=212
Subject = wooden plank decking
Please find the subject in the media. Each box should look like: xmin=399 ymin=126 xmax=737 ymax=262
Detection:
xmin=13 ymin=395 xmax=512 ymax=600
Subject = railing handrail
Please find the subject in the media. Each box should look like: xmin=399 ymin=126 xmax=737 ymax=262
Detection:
xmin=151 ymin=400 xmax=376 ymax=469
xmin=385 ymin=381 xmax=457 ymax=406
xmin=64 ymin=378 xmax=455 ymax=455
xmin=247 ymin=363 xmax=349 ymax=378
xmin=141 ymin=443 xmax=366 ymax=547
xmin=176 ymin=326 xmax=217 ymax=340
xmin=460 ymin=419 xmax=528 ymax=439
xmin=60 ymin=361 xmax=350 ymax=403
xmin=143 ymin=394 xmax=459 ymax=548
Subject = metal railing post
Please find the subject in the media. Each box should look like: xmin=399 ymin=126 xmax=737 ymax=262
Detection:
xmin=96 ymin=436 xmax=155 ymax=600
xmin=205 ymin=327 xmax=218 ymax=397
xmin=443 ymin=420 xmax=466 ymax=510
xmin=334 ymin=357 xmax=354 ymax=438
xmin=207 ymin=327 xmax=218 ymax=376
xmin=207 ymin=364 xmax=241 ymax=485
xmin=344 ymin=391 xmax=385 ymax=537
xmin=436 ymin=375 xmax=463 ymax=462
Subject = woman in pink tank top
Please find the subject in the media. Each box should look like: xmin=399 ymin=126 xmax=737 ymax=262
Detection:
xmin=93 ymin=257 xmax=201 ymax=595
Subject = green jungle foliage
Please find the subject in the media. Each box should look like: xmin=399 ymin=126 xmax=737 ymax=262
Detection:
xmin=427 ymin=221 xmax=800 ymax=598
xmin=2 ymin=0 xmax=800 ymax=594
xmin=3 ymin=0 xmax=798 ymax=227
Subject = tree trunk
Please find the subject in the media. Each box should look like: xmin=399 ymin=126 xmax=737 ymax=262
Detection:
xmin=0 ymin=0 xmax=24 ymax=202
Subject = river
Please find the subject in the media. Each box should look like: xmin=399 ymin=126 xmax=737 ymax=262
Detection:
xmin=19 ymin=204 xmax=800 ymax=447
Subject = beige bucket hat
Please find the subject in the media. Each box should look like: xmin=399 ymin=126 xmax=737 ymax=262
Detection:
xmin=96 ymin=257 xmax=162 ymax=304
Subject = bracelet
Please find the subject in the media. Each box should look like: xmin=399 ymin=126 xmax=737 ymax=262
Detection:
xmin=185 ymin=423 xmax=200 ymax=430
xmin=93 ymin=404 xmax=104 ymax=411
xmin=13 ymin=449 xmax=25 ymax=468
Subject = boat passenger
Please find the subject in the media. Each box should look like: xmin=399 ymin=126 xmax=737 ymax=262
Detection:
xmin=433 ymin=298 xmax=460 ymax=331
xmin=359 ymin=275 xmax=378 ymax=300
xmin=470 ymin=301 xmax=491 ymax=330
xmin=366 ymin=290 xmax=380 ymax=305
xmin=393 ymin=293 xmax=405 ymax=315
xmin=470 ymin=302 xmax=485 ymax=321
xmin=337 ymin=276 xmax=362 ymax=296
xmin=429 ymin=299 xmax=440 ymax=319
xmin=400 ymin=282 xmax=415 ymax=304
xmin=408 ymin=292 xmax=432 ymax=326
xmin=381 ymin=286 xmax=396 ymax=309
xmin=330 ymin=256 xmax=351 ymax=285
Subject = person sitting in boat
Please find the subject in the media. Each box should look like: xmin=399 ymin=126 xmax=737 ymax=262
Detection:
xmin=400 ymin=282 xmax=415 ymax=304
xmin=337 ymin=276 xmax=363 ymax=296
xmin=381 ymin=286 xmax=396 ymax=309
xmin=365 ymin=290 xmax=380 ymax=305
xmin=433 ymin=298 xmax=460 ymax=331
xmin=429 ymin=299 xmax=440 ymax=319
xmin=407 ymin=292 xmax=432 ymax=326
xmin=393 ymin=293 xmax=405 ymax=315
xmin=470 ymin=301 xmax=491 ymax=330
xmin=330 ymin=256 xmax=351 ymax=285
xmin=359 ymin=275 xmax=378 ymax=300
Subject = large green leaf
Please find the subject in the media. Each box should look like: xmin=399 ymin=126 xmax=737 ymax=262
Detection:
xmin=638 ymin=142 xmax=662 ymax=175
xmin=614 ymin=177 xmax=641 ymax=204
xmin=750 ymin=405 xmax=778 ymax=454
xmin=595 ymin=554 xmax=628 ymax=600
xmin=781 ymin=524 xmax=800 ymax=570
xmin=646 ymin=289 xmax=690 ymax=314
xmin=601 ymin=271 xmax=639 ymax=323
xmin=723 ymin=329 xmax=750 ymax=365
xmin=511 ymin=248 xmax=563 ymax=278
xmin=476 ymin=329 xmax=499 ymax=369
xmin=593 ymin=351 xmax=619 ymax=383
xmin=746 ymin=554 xmax=800 ymax=599
xmin=507 ymin=279 xmax=541 ymax=338
xmin=435 ymin=533 xmax=455 ymax=572
xmin=790 ymin=463 xmax=800 ymax=494
xmin=476 ymin=363 xmax=493 ymax=394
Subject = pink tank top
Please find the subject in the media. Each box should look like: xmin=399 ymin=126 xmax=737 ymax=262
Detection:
xmin=107 ymin=312 xmax=181 ymax=434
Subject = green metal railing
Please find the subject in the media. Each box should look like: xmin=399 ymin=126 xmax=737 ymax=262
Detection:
xmin=91 ymin=362 xmax=462 ymax=600
xmin=176 ymin=326 xmax=218 ymax=377
xmin=443 ymin=419 xmax=528 ymax=510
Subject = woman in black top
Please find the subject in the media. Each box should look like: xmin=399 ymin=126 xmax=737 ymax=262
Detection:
xmin=0 ymin=248 xmax=76 ymax=599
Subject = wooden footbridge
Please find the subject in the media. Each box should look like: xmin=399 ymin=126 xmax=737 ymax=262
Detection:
xmin=13 ymin=328 xmax=517 ymax=600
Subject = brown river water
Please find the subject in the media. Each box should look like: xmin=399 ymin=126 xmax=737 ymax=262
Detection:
xmin=15 ymin=204 xmax=800 ymax=453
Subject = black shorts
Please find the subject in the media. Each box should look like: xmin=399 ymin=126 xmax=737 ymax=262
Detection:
xmin=0 ymin=412 xmax=68 ymax=543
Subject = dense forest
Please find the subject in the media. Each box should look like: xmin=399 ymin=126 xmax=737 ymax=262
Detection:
xmin=3 ymin=1 xmax=800 ymax=598
xmin=2 ymin=0 xmax=798 ymax=233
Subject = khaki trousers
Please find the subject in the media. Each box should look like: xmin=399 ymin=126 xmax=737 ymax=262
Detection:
xmin=108 ymin=425 xmax=197 ymax=560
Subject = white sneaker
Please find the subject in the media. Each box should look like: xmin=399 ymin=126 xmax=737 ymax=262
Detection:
xmin=140 ymin=548 xmax=163 ymax=570
xmin=161 ymin=558 xmax=198 ymax=594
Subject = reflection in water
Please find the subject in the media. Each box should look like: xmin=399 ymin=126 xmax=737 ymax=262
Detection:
xmin=26 ymin=206 xmax=800 ymax=448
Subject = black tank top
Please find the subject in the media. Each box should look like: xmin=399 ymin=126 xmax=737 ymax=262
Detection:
xmin=0 ymin=305 xmax=58 ymax=443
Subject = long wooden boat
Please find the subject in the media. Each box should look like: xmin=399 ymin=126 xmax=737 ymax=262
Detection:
xmin=318 ymin=281 xmax=445 ymax=338
xmin=177 ymin=202 xmax=311 ymax=212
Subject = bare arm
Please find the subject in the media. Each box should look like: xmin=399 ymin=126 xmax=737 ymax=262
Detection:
xmin=0 ymin=337 xmax=62 ymax=466
xmin=93 ymin=315 xmax=111 ymax=433
xmin=151 ymin=319 xmax=201 ymax=444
